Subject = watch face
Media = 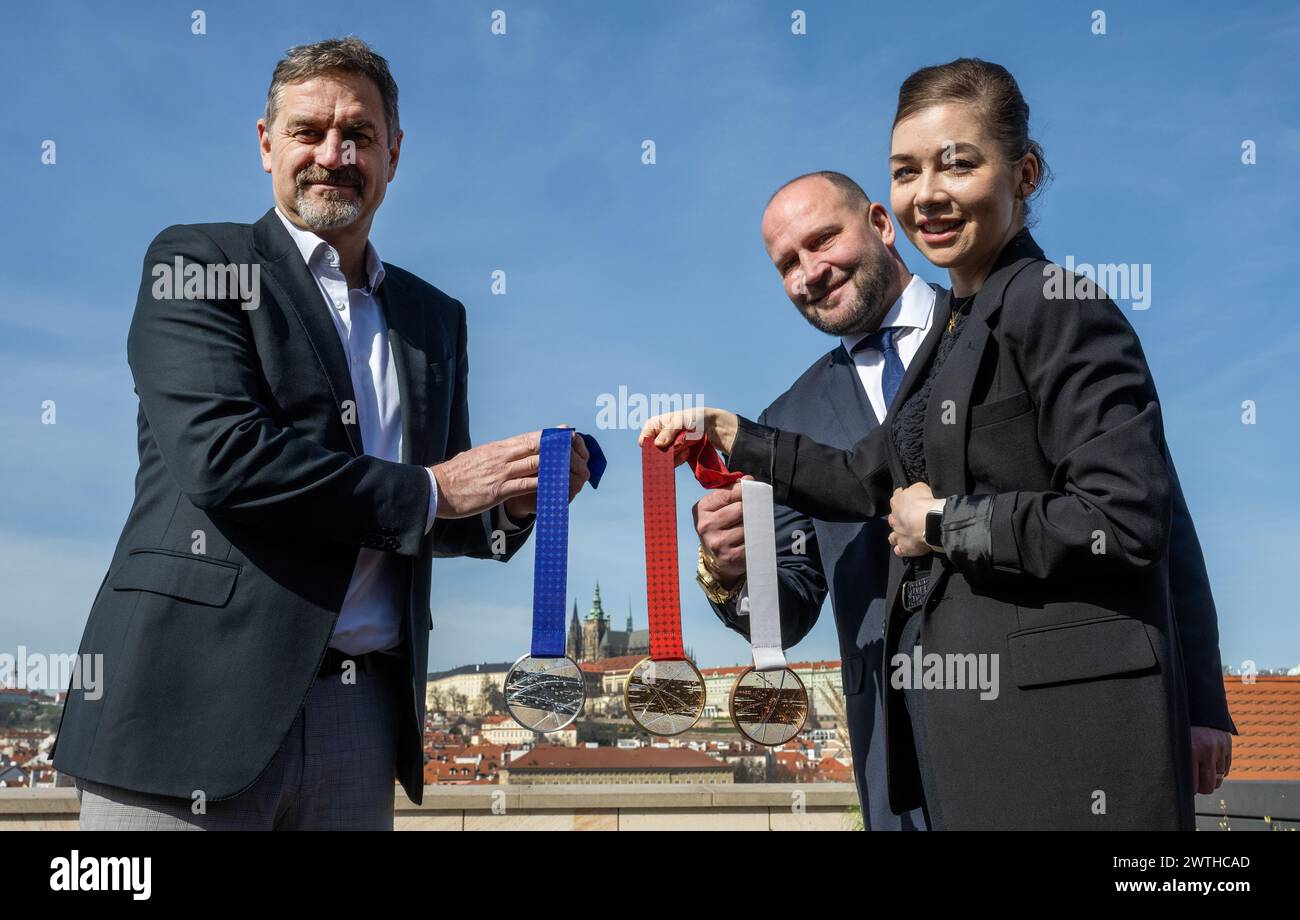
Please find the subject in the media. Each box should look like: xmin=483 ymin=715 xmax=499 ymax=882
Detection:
xmin=925 ymin=509 xmax=943 ymax=548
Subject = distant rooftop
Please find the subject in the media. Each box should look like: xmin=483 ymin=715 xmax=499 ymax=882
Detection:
xmin=1223 ymin=676 xmax=1300 ymax=780
xmin=506 ymin=744 xmax=731 ymax=773
xmin=578 ymin=654 xmax=645 ymax=674
xmin=700 ymin=660 xmax=843 ymax=677
xmin=426 ymin=662 xmax=514 ymax=682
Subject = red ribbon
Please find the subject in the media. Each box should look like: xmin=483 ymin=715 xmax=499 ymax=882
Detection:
xmin=672 ymin=431 xmax=744 ymax=490
xmin=641 ymin=441 xmax=686 ymax=660
xmin=641 ymin=435 xmax=743 ymax=661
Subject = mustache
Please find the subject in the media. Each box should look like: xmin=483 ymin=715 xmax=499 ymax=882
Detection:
xmin=296 ymin=165 xmax=364 ymax=191
xmin=802 ymin=273 xmax=845 ymax=303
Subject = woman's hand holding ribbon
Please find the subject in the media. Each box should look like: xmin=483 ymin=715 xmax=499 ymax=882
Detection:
xmin=637 ymin=407 xmax=739 ymax=459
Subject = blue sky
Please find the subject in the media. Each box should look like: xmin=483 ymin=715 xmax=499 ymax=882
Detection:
xmin=2 ymin=0 xmax=1297 ymax=675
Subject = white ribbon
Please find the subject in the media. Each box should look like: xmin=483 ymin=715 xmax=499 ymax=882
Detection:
xmin=738 ymin=479 xmax=786 ymax=672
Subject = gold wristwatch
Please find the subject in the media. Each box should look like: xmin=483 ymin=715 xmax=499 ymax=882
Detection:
xmin=696 ymin=544 xmax=743 ymax=605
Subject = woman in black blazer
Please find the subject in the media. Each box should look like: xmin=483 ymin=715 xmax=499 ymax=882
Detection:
xmin=642 ymin=59 xmax=1195 ymax=830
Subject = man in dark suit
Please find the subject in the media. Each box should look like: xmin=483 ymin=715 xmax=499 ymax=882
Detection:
xmin=50 ymin=37 xmax=590 ymax=830
xmin=692 ymin=171 xmax=1234 ymax=829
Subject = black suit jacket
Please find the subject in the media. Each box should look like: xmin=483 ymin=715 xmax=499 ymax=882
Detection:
xmin=707 ymin=319 xmax=932 ymax=830
xmin=730 ymin=230 xmax=1229 ymax=829
xmin=51 ymin=208 xmax=531 ymax=806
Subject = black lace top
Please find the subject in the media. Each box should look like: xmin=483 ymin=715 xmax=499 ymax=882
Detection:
xmin=891 ymin=292 xmax=977 ymax=486
xmin=889 ymin=291 xmax=976 ymax=584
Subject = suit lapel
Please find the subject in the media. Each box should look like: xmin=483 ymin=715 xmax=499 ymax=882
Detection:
xmin=252 ymin=209 xmax=364 ymax=457
xmin=375 ymin=272 xmax=428 ymax=466
xmin=923 ymin=315 xmax=988 ymax=498
xmin=889 ymin=285 xmax=949 ymax=426
xmin=868 ymin=285 xmax=949 ymax=484
xmin=825 ymin=344 xmax=880 ymax=446
xmin=823 ymin=283 xmax=951 ymax=488
xmin=916 ymin=231 xmax=1047 ymax=610
xmin=923 ymin=229 xmax=1047 ymax=496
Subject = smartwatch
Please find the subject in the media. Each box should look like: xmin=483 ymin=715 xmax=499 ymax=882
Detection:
xmin=924 ymin=504 xmax=945 ymax=553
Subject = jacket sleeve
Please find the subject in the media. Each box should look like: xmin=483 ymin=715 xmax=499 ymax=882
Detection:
xmin=728 ymin=414 xmax=896 ymax=523
xmin=941 ymin=274 xmax=1172 ymax=583
xmin=127 ymin=224 xmax=431 ymax=555
xmin=709 ymin=410 xmax=828 ymax=648
xmin=1165 ymin=450 xmax=1235 ymax=733
xmin=427 ymin=299 xmax=534 ymax=562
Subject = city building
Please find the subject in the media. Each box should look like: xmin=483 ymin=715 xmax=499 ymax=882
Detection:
xmin=565 ymin=583 xmax=649 ymax=663
xmin=473 ymin=714 xmax=578 ymax=748
xmin=578 ymin=654 xmax=644 ymax=716
xmin=699 ymin=660 xmax=845 ymax=722
xmin=477 ymin=714 xmax=536 ymax=747
xmin=424 ymin=743 xmax=515 ymax=785
xmin=424 ymin=661 xmax=511 ymax=716
xmin=500 ymin=744 xmax=734 ymax=785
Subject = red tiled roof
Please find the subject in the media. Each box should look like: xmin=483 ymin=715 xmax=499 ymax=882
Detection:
xmin=506 ymin=744 xmax=729 ymax=772
xmin=816 ymin=756 xmax=853 ymax=779
xmin=578 ymin=655 xmax=645 ymax=674
xmin=1223 ymin=676 xmax=1300 ymax=780
xmin=425 ymin=750 xmax=505 ymax=785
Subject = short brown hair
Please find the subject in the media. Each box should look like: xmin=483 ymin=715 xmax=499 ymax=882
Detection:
xmin=265 ymin=37 xmax=400 ymax=145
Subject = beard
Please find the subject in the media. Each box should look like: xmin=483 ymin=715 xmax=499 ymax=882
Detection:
xmin=797 ymin=256 xmax=894 ymax=338
xmin=294 ymin=165 xmax=365 ymax=230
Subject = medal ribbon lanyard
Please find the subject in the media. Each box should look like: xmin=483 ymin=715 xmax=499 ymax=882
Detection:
xmin=641 ymin=439 xmax=688 ymax=660
xmin=673 ymin=433 xmax=785 ymax=671
xmin=531 ymin=428 xmax=606 ymax=658
xmin=738 ymin=479 xmax=786 ymax=672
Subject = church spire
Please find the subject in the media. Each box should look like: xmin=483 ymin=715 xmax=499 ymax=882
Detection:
xmin=627 ymin=596 xmax=634 ymax=632
xmin=587 ymin=582 xmax=606 ymax=621
xmin=567 ymin=599 xmax=581 ymax=661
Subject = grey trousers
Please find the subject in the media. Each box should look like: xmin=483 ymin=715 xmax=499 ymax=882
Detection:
xmin=75 ymin=652 xmax=405 ymax=830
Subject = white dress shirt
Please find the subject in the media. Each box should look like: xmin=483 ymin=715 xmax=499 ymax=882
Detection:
xmin=275 ymin=208 xmax=439 ymax=655
xmin=841 ymin=274 xmax=937 ymax=423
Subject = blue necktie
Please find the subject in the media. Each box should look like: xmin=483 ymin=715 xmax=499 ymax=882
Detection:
xmin=854 ymin=327 xmax=905 ymax=411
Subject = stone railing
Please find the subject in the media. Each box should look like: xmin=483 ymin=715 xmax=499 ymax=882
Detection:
xmin=0 ymin=783 xmax=859 ymax=831
xmin=3 ymin=780 xmax=1294 ymax=830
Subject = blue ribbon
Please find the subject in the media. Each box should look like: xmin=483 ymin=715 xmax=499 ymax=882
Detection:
xmin=579 ymin=432 xmax=607 ymax=489
xmin=530 ymin=428 xmax=605 ymax=658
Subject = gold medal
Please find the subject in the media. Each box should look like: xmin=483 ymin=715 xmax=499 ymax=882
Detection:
xmin=625 ymin=656 xmax=706 ymax=736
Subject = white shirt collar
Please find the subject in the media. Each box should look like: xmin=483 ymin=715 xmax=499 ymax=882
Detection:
xmin=842 ymin=273 xmax=934 ymax=355
xmin=274 ymin=207 xmax=385 ymax=293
